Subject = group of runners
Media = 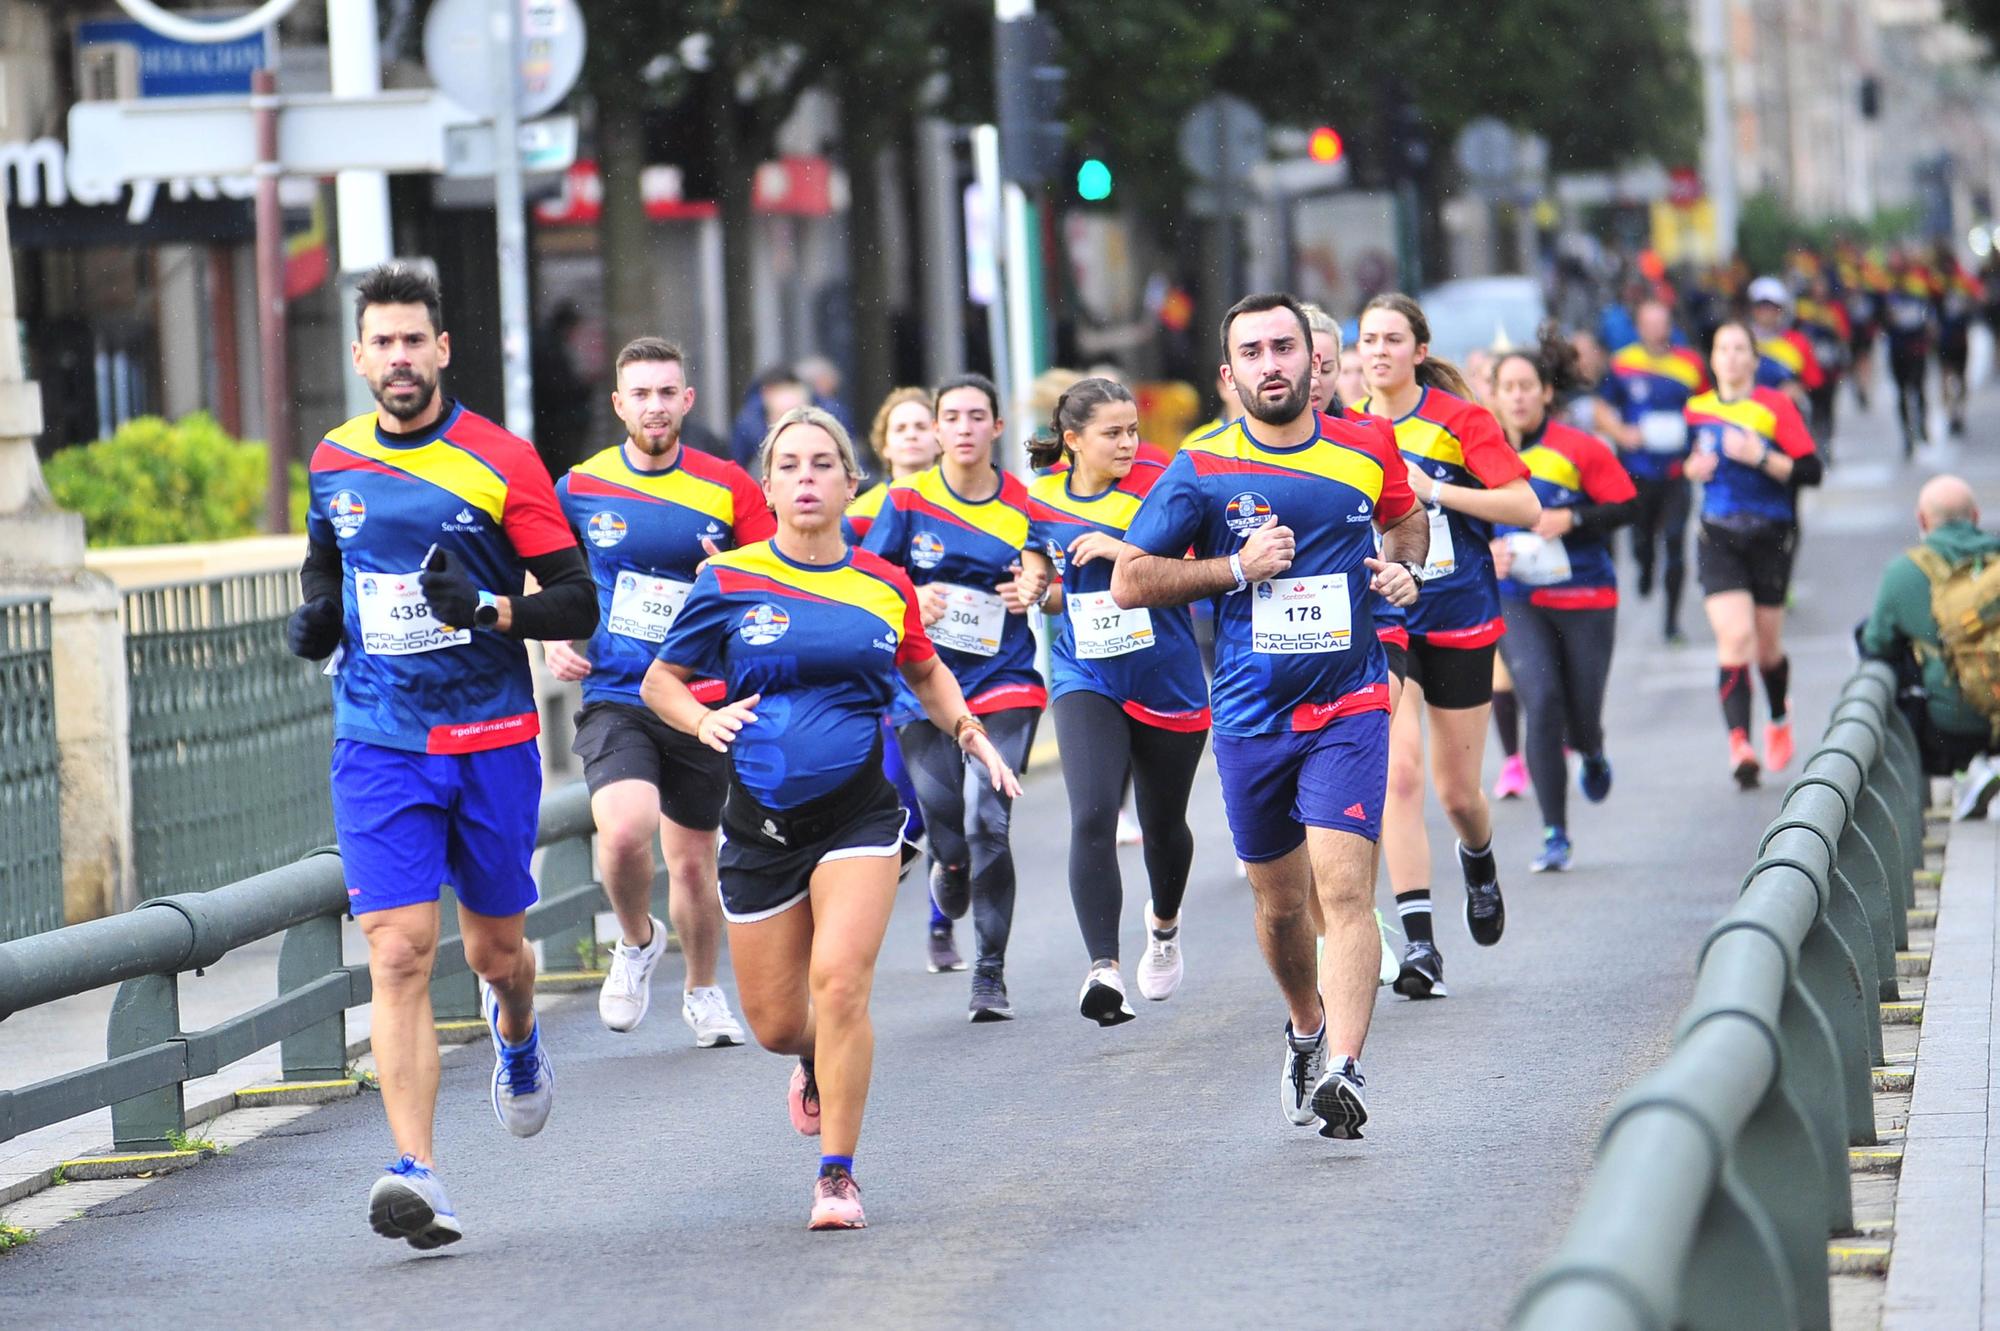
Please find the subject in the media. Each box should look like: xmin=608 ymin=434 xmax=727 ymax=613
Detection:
xmin=291 ymin=258 xmax=1829 ymax=1245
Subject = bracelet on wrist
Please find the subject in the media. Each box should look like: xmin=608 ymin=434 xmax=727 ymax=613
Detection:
xmin=954 ymin=714 xmax=987 ymax=743
xmin=1227 ymin=551 xmax=1248 ymax=593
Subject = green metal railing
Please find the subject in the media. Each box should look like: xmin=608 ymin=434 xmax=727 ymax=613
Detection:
xmin=124 ymin=571 xmax=334 ymax=901
xmin=0 ymin=781 xmax=601 ymax=1152
xmin=1511 ymin=659 xmax=1925 ymax=1331
xmin=0 ymin=596 xmax=62 ymax=943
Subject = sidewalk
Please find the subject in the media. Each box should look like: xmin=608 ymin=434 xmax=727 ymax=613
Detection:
xmin=1882 ymin=815 xmax=2000 ymax=1328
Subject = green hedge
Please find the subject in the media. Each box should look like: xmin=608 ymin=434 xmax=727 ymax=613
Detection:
xmin=43 ymin=413 xmax=288 ymax=548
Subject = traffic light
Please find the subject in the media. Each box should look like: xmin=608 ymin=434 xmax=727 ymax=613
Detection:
xmin=995 ymin=14 xmax=1067 ymax=186
xmin=1307 ymin=126 xmax=1343 ymax=165
xmin=1076 ymin=157 xmax=1113 ymax=202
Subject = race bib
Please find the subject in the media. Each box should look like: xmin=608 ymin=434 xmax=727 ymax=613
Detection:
xmin=1421 ymin=504 xmax=1457 ymax=581
xmin=931 ymin=583 xmax=1006 ymax=657
xmin=355 ymin=569 xmax=468 ymax=656
xmin=1505 ymin=532 xmax=1572 ymax=587
xmin=1069 ymin=590 xmax=1154 ymax=660
xmin=607 ymin=572 xmax=692 ymax=643
xmin=1251 ymin=573 xmax=1352 ymax=654
xmin=1639 ymin=410 xmax=1688 ymax=454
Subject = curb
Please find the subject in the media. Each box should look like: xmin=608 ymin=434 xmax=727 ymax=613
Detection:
xmin=57 ymin=1150 xmax=208 ymax=1182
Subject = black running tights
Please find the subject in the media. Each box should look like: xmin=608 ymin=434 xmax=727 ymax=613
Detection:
xmin=1497 ymin=602 xmax=1616 ymax=832
xmin=897 ymin=708 xmax=1038 ymax=969
xmin=1051 ymin=690 xmax=1208 ymax=963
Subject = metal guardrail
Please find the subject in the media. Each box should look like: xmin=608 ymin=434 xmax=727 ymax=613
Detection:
xmin=1511 ymin=659 xmax=1926 ymax=1331
xmin=0 ymin=595 xmax=63 ymax=943
xmin=123 ymin=571 xmax=335 ymax=901
xmin=0 ymin=780 xmax=602 ymax=1153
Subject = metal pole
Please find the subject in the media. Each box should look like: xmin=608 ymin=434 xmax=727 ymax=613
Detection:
xmin=917 ymin=118 xmax=966 ymax=385
xmin=489 ymin=0 xmax=535 ymax=439
xmin=1697 ymin=0 xmax=1739 ymax=261
xmin=329 ymin=0 xmax=393 ymax=421
xmin=971 ymin=125 xmax=1011 ymax=419
xmin=253 ymin=68 xmax=291 ymax=533
xmin=1002 ymin=183 xmax=1036 ymax=474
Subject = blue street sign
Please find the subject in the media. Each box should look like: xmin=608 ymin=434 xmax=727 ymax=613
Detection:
xmin=74 ymin=19 xmax=273 ymax=99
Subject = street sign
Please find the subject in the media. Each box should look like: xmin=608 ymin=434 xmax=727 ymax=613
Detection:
xmin=443 ymin=114 xmax=579 ymax=179
xmin=423 ymin=0 xmax=585 ymax=120
xmin=73 ymin=18 xmax=273 ymax=99
xmin=1455 ymin=116 xmax=1516 ymax=189
xmin=67 ymin=91 xmax=480 ymax=188
xmin=1178 ymin=95 xmax=1266 ymax=184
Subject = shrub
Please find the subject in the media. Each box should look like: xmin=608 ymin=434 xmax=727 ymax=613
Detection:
xmin=44 ymin=413 xmax=273 ymax=547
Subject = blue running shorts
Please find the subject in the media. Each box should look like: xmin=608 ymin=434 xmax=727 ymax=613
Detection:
xmin=331 ymin=738 xmax=542 ymax=917
xmin=1210 ymin=710 xmax=1390 ymax=862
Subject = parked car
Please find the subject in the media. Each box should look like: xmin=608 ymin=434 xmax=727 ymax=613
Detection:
xmin=1413 ymin=276 xmax=1549 ymax=363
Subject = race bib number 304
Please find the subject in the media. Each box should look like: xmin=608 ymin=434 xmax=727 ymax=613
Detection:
xmin=930 ymin=583 xmax=1006 ymax=657
xmin=1069 ymin=590 xmax=1155 ymax=659
xmin=608 ymin=572 xmax=692 ymax=643
xmin=1251 ymin=573 xmax=1352 ymax=654
xmin=356 ymin=570 xmax=468 ymax=656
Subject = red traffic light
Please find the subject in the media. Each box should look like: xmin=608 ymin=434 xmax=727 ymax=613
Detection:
xmin=1308 ymin=126 xmax=1344 ymax=164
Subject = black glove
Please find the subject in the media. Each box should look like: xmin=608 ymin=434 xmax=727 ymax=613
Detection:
xmin=285 ymin=597 xmax=342 ymax=661
xmin=419 ymin=548 xmax=489 ymax=629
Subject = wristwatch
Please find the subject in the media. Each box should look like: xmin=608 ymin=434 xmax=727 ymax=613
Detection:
xmin=474 ymin=590 xmax=501 ymax=628
xmin=1396 ymin=560 xmax=1425 ymax=586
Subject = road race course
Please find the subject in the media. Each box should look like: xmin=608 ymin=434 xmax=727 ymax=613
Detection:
xmin=0 ymin=396 xmax=1972 ymax=1330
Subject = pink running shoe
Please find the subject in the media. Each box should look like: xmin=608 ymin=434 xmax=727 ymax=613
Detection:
xmin=809 ymin=1169 xmax=866 ymax=1230
xmin=788 ymin=1061 xmax=821 ymax=1137
xmin=1493 ymin=754 xmax=1529 ymax=801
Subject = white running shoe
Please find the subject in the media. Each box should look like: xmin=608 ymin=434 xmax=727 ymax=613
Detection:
xmin=682 ymin=985 xmax=746 ymax=1048
xmin=1116 ymin=808 xmax=1142 ymax=845
xmin=1375 ymin=909 xmax=1402 ymax=987
xmin=1280 ymin=1023 xmax=1328 ymax=1126
xmin=598 ymin=916 xmax=668 ymax=1033
xmin=1135 ymin=905 xmax=1183 ymax=1001
xmin=1078 ymin=963 xmax=1137 ymax=1026
xmin=482 ymin=983 xmax=552 ymax=1138
xmin=1956 ymin=755 xmax=2000 ymax=821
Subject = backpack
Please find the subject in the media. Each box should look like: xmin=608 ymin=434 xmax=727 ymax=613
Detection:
xmin=1909 ymin=545 xmax=2000 ymax=724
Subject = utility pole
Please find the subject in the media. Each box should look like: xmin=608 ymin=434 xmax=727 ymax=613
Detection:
xmin=991 ymin=0 xmax=1062 ymax=471
xmin=329 ymin=0 xmax=394 ymax=421
xmin=253 ymin=68 xmax=291 ymax=533
xmin=1697 ymin=0 xmax=1739 ymax=261
xmin=489 ymin=0 xmax=535 ymax=440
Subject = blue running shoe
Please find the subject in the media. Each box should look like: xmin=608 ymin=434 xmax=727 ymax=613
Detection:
xmin=1531 ymin=828 xmax=1573 ymax=874
xmin=369 ymin=1155 xmax=462 ymax=1250
xmin=1579 ymin=752 xmax=1613 ymax=804
xmin=483 ymin=983 xmax=553 ymax=1137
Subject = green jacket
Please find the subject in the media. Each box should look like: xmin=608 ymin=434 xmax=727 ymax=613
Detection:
xmin=1861 ymin=519 xmax=2000 ymax=736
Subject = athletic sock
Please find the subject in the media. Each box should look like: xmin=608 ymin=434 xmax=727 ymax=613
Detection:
xmin=1761 ymin=656 xmax=1791 ymax=723
xmin=1492 ymin=688 xmax=1520 ymax=758
xmin=819 ymin=1154 xmax=854 ymax=1179
xmin=1288 ymin=1021 xmax=1324 ymax=1049
xmin=1718 ymin=664 xmax=1753 ymax=734
xmin=1395 ymin=889 xmax=1434 ymax=944
xmin=1151 ymin=924 xmax=1179 ymax=941
xmin=1458 ymin=839 xmax=1496 ymax=885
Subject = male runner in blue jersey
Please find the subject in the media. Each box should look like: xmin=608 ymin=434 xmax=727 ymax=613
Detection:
xmin=287 ymin=263 xmax=598 ymax=1248
xmin=1113 ymin=293 xmax=1427 ymax=1140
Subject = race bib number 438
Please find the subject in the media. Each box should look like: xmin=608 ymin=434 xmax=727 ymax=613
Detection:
xmin=356 ymin=570 xmax=468 ymax=656
xmin=1251 ymin=573 xmax=1352 ymax=654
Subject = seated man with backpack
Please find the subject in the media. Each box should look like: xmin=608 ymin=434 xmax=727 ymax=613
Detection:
xmin=1862 ymin=474 xmax=2000 ymax=818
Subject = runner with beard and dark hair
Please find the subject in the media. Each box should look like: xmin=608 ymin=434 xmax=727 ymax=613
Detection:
xmin=550 ymin=337 xmax=773 ymax=1046
xmin=289 ymin=262 xmax=599 ymax=1246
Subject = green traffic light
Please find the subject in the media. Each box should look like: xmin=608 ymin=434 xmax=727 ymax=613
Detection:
xmin=1076 ymin=158 xmax=1113 ymax=201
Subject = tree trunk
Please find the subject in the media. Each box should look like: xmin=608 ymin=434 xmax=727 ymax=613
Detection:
xmin=842 ymin=101 xmax=896 ymax=456
xmin=709 ymin=60 xmax=758 ymax=409
xmin=597 ymin=93 xmax=659 ymax=354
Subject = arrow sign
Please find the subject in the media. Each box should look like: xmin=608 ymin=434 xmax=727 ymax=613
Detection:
xmin=67 ymin=90 xmax=480 ymax=189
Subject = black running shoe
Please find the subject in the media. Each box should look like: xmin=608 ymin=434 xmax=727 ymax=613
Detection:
xmin=968 ymin=965 xmax=1014 ymax=1022
xmin=1311 ymin=1058 xmax=1369 ymax=1140
xmin=1459 ymin=841 xmax=1506 ymax=946
xmin=926 ymin=923 xmax=966 ymax=973
xmin=1393 ymin=940 xmax=1448 ymax=999
xmin=930 ymin=862 xmax=971 ymax=920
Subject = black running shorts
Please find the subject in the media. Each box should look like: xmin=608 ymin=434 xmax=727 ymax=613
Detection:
xmin=571 ymin=700 xmax=726 ymax=831
xmin=717 ymin=768 xmax=911 ymax=924
xmin=1404 ymin=638 xmax=1496 ymax=710
xmin=1696 ymin=518 xmax=1796 ymax=608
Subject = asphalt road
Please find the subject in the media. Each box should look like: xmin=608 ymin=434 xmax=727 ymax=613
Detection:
xmin=0 ymin=388 xmax=1973 ymax=1330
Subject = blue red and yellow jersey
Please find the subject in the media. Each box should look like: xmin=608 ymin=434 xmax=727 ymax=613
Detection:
xmin=307 ymin=402 xmax=575 ymax=754
xmin=1755 ymin=329 xmax=1825 ymax=392
xmin=1599 ymin=343 xmax=1708 ymax=482
xmin=556 ymin=443 xmax=774 ymax=708
xmin=1883 ymin=278 xmax=1935 ymax=353
xmin=1496 ymin=420 xmax=1636 ymax=611
xmin=1685 ymin=386 xmax=1816 ymax=525
xmin=1341 ymin=402 xmax=1406 ymax=647
xmin=1027 ymin=460 xmax=1209 ymax=732
xmin=658 ymin=541 xmax=935 ymax=809
xmin=1353 ymin=387 xmax=1528 ymax=648
xmin=1124 ymin=413 xmax=1418 ymax=738
xmin=842 ymin=481 xmax=890 ymax=545
xmin=861 ymin=466 xmax=1046 ymax=715
xmin=1793 ymin=297 xmax=1852 ymax=375
xmin=1938 ymin=268 xmax=1985 ymax=338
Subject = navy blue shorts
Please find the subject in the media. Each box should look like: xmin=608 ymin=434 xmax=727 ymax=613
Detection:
xmin=1211 ymin=710 xmax=1390 ymax=862
xmin=331 ymin=738 xmax=542 ymax=917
